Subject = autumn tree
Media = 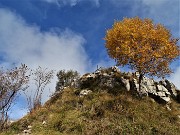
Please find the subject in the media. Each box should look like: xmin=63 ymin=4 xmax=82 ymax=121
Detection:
xmin=104 ymin=17 xmax=179 ymax=91
xmin=0 ymin=64 xmax=29 ymax=130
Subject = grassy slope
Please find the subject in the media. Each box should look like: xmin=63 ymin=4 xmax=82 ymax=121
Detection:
xmin=1 ymin=88 xmax=180 ymax=135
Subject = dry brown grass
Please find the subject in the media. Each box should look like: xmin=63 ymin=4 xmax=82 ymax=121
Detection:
xmin=1 ymin=88 xmax=180 ymax=135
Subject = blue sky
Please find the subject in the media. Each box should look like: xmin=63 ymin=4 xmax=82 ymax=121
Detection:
xmin=0 ymin=0 xmax=179 ymax=119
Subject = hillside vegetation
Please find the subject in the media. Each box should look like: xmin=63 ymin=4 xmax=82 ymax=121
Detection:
xmin=1 ymin=87 xmax=180 ymax=135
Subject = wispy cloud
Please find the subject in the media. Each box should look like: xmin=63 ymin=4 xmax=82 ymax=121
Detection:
xmin=0 ymin=8 xmax=90 ymax=107
xmin=44 ymin=0 xmax=80 ymax=6
xmin=139 ymin=0 xmax=179 ymax=38
xmin=169 ymin=67 xmax=180 ymax=90
xmin=0 ymin=8 xmax=89 ymax=72
xmin=42 ymin=0 xmax=100 ymax=7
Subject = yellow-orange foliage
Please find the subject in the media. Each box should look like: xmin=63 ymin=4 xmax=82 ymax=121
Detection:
xmin=105 ymin=17 xmax=180 ymax=77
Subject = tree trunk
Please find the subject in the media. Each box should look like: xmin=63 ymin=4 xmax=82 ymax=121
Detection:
xmin=138 ymin=73 xmax=143 ymax=94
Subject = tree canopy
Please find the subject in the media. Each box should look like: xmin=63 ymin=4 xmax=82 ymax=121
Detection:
xmin=104 ymin=17 xmax=179 ymax=78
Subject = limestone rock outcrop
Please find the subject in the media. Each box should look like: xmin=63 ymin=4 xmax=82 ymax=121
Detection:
xmin=78 ymin=66 xmax=179 ymax=104
xmin=79 ymin=89 xmax=92 ymax=97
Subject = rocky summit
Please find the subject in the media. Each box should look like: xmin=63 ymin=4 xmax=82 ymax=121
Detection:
xmin=79 ymin=66 xmax=179 ymax=104
xmin=1 ymin=66 xmax=180 ymax=135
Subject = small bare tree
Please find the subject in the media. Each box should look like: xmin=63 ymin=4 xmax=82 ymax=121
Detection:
xmin=25 ymin=66 xmax=54 ymax=112
xmin=0 ymin=64 xmax=29 ymax=130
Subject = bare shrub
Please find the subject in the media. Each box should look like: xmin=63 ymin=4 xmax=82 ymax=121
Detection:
xmin=0 ymin=64 xmax=29 ymax=130
xmin=25 ymin=66 xmax=54 ymax=112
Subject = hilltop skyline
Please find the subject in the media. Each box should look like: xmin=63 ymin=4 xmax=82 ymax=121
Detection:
xmin=0 ymin=0 xmax=179 ymax=119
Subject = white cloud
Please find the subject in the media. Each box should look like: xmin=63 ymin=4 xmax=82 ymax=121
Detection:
xmin=142 ymin=0 xmax=179 ymax=22
xmin=139 ymin=0 xmax=179 ymax=36
xmin=0 ymin=8 xmax=89 ymax=72
xmin=42 ymin=0 xmax=100 ymax=7
xmin=44 ymin=0 xmax=80 ymax=6
xmin=92 ymin=0 xmax=101 ymax=6
xmin=0 ymin=8 xmax=90 ymax=105
xmin=169 ymin=67 xmax=180 ymax=90
xmin=140 ymin=0 xmax=167 ymax=6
